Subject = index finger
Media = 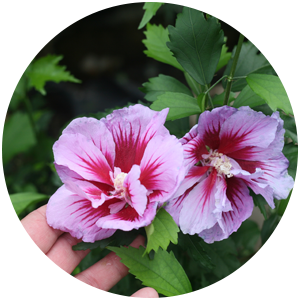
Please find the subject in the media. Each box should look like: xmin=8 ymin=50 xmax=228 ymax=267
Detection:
xmin=21 ymin=204 xmax=63 ymax=254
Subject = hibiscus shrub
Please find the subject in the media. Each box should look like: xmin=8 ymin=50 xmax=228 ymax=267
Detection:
xmin=5 ymin=3 xmax=296 ymax=297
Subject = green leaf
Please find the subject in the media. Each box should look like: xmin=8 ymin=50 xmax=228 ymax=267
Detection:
xmin=10 ymin=192 xmax=48 ymax=216
xmin=264 ymin=276 xmax=298 ymax=298
xmin=107 ymin=246 xmax=192 ymax=296
xmin=215 ymin=37 xmax=231 ymax=72
xmin=150 ymin=92 xmax=201 ymax=121
xmin=142 ymin=24 xmax=184 ymax=71
xmin=280 ymin=213 xmax=298 ymax=241
xmin=213 ymin=91 xmax=235 ymax=107
xmin=250 ymin=190 xmax=268 ymax=220
xmin=164 ymin=117 xmax=190 ymax=138
xmin=27 ymin=55 xmax=81 ymax=95
xmin=261 ymin=214 xmax=280 ymax=245
xmin=197 ymin=93 xmax=206 ymax=112
xmin=233 ymin=84 xmax=265 ymax=108
xmin=178 ymin=232 xmax=214 ymax=270
xmin=246 ymin=74 xmax=293 ymax=115
xmin=140 ymin=74 xmax=192 ymax=102
xmin=280 ymin=112 xmax=297 ymax=143
xmin=167 ymin=7 xmax=224 ymax=85
xmin=2 ymin=278 xmax=38 ymax=298
xmin=144 ymin=208 xmax=179 ymax=255
xmin=205 ymin=238 xmax=240 ymax=279
xmin=223 ymin=41 xmax=275 ymax=92
xmin=234 ymin=251 xmax=283 ymax=298
xmin=201 ymin=2 xmax=234 ymax=20
xmin=282 ymin=143 xmax=298 ymax=180
xmin=248 ymin=16 xmax=264 ymax=24
xmin=2 ymin=57 xmax=26 ymax=110
xmin=231 ymin=220 xmax=260 ymax=254
xmin=138 ymin=2 xmax=164 ymax=29
xmin=2 ymin=112 xmax=36 ymax=164
xmin=278 ymin=184 xmax=298 ymax=216
xmin=2 ymin=12 xmax=29 ymax=60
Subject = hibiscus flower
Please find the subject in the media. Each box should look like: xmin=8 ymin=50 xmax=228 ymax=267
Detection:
xmin=46 ymin=104 xmax=185 ymax=242
xmin=165 ymin=106 xmax=294 ymax=243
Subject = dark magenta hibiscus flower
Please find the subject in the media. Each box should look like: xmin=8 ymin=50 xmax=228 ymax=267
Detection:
xmin=165 ymin=106 xmax=294 ymax=243
xmin=46 ymin=104 xmax=185 ymax=242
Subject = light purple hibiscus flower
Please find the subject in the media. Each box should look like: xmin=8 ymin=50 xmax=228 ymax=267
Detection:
xmin=46 ymin=104 xmax=185 ymax=242
xmin=165 ymin=106 xmax=294 ymax=243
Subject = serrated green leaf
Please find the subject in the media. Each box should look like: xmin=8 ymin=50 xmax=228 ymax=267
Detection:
xmin=150 ymin=92 xmax=200 ymax=121
xmin=280 ymin=112 xmax=297 ymax=143
xmin=108 ymin=246 xmax=192 ymax=296
xmin=141 ymin=74 xmax=192 ymax=102
xmin=248 ymin=16 xmax=264 ymax=24
xmin=27 ymin=55 xmax=81 ymax=95
xmin=223 ymin=41 xmax=275 ymax=92
xmin=215 ymin=37 xmax=231 ymax=72
xmin=278 ymin=184 xmax=298 ymax=216
xmin=10 ymin=192 xmax=48 ymax=216
xmin=246 ymin=74 xmax=293 ymax=115
xmin=280 ymin=213 xmax=298 ymax=241
xmin=231 ymin=220 xmax=260 ymax=253
xmin=144 ymin=208 xmax=179 ymax=255
xmin=138 ymin=2 xmax=164 ymax=29
xmin=2 ymin=278 xmax=38 ymax=298
xmin=142 ymin=23 xmax=184 ymax=71
xmin=282 ymin=143 xmax=298 ymax=180
xmin=164 ymin=117 xmax=190 ymax=138
xmin=167 ymin=7 xmax=224 ymax=86
xmin=178 ymin=232 xmax=214 ymax=270
xmin=264 ymin=276 xmax=298 ymax=298
xmin=250 ymin=190 xmax=269 ymax=219
xmin=2 ymin=112 xmax=37 ymax=164
xmin=234 ymin=251 xmax=283 ymax=298
xmin=204 ymin=237 xmax=241 ymax=279
xmin=2 ymin=57 xmax=26 ymax=110
xmin=201 ymin=2 xmax=234 ymax=20
xmin=261 ymin=214 xmax=280 ymax=245
xmin=233 ymin=84 xmax=265 ymax=108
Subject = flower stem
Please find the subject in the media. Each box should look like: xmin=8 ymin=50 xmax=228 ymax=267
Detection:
xmin=223 ymin=34 xmax=244 ymax=106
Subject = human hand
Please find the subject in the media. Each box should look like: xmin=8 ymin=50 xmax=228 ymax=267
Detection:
xmin=2 ymin=205 xmax=158 ymax=298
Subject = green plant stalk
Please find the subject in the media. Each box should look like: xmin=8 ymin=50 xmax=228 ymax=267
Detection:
xmin=223 ymin=34 xmax=244 ymax=105
xmin=205 ymin=84 xmax=214 ymax=109
xmin=184 ymin=72 xmax=202 ymax=96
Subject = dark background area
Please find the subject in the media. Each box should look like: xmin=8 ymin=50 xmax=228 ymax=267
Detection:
xmin=34 ymin=2 xmax=239 ymax=137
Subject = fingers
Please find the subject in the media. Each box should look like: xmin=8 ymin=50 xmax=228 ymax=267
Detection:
xmin=75 ymin=235 xmax=145 ymax=291
xmin=21 ymin=205 xmax=63 ymax=253
xmin=46 ymin=232 xmax=90 ymax=273
xmin=131 ymin=287 xmax=159 ymax=298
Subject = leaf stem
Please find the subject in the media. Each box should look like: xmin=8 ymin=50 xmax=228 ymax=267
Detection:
xmin=223 ymin=34 xmax=244 ymax=105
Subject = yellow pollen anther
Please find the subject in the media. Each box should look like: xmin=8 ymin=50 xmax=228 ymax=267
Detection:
xmin=114 ymin=172 xmax=127 ymax=191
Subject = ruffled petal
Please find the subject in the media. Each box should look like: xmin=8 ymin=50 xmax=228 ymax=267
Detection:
xmin=54 ymin=133 xmax=113 ymax=185
xmin=139 ymin=134 xmax=185 ymax=203
xmin=218 ymin=107 xmax=278 ymax=154
xmin=46 ymin=185 xmax=116 ymax=242
xmin=180 ymin=124 xmax=198 ymax=145
xmin=179 ymin=169 xmax=221 ymax=235
xmin=63 ymin=117 xmax=116 ymax=169
xmin=197 ymin=106 xmax=236 ymax=150
xmin=199 ymin=177 xmax=254 ymax=243
xmin=96 ymin=202 xmax=158 ymax=231
xmin=103 ymin=104 xmax=169 ymax=173
xmin=124 ymin=165 xmax=148 ymax=216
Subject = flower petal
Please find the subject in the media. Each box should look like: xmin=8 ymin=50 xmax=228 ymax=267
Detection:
xmin=180 ymin=124 xmax=198 ymax=145
xmin=197 ymin=106 xmax=236 ymax=150
xmin=199 ymin=177 xmax=254 ymax=243
xmin=179 ymin=169 xmax=221 ymax=235
xmin=139 ymin=134 xmax=185 ymax=203
xmin=46 ymin=185 xmax=116 ymax=242
xmin=54 ymin=133 xmax=113 ymax=185
xmin=218 ymin=106 xmax=278 ymax=154
xmin=103 ymin=104 xmax=169 ymax=173
xmin=63 ymin=117 xmax=116 ymax=169
xmin=96 ymin=202 xmax=158 ymax=231
xmin=124 ymin=165 xmax=148 ymax=216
